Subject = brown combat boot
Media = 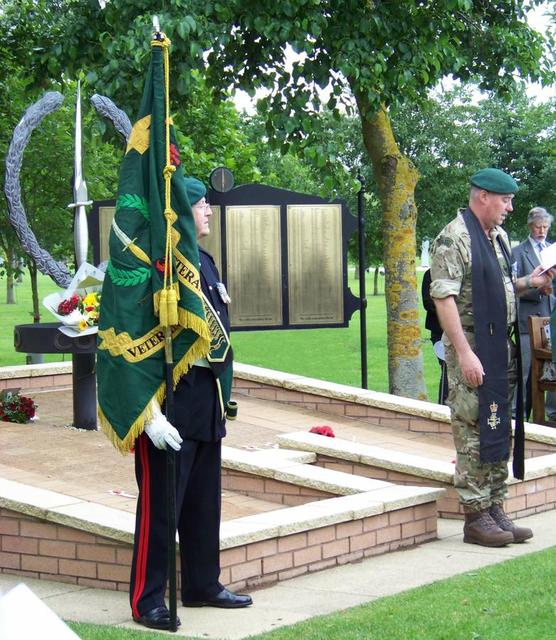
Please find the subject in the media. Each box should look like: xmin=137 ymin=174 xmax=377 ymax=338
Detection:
xmin=463 ymin=509 xmax=513 ymax=547
xmin=489 ymin=504 xmax=533 ymax=543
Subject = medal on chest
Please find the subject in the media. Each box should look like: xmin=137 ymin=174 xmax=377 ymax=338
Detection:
xmin=216 ymin=282 xmax=231 ymax=304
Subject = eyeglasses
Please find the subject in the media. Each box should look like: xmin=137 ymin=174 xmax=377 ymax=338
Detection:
xmin=193 ymin=200 xmax=211 ymax=210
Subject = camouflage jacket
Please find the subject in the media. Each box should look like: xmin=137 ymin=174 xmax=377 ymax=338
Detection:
xmin=430 ymin=209 xmax=516 ymax=332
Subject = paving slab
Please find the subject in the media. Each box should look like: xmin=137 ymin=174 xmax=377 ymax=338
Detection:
xmin=0 ymin=386 xmax=457 ymax=522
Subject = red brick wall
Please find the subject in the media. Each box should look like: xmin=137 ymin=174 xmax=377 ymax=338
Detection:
xmin=0 ymin=509 xmax=132 ymax=591
xmin=506 ymin=475 xmax=556 ymax=519
xmin=0 ymin=501 xmax=438 ymax=593
xmin=222 ymin=469 xmax=336 ymax=506
xmin=0 ymin=373 xmax=72 ymax=392
xmin=233 ymin=377 xmax=451 ymax=436
xmin=526 ymin=441 xmax=556 ymax=457
xmin=220 ymin=502 xmax=438 ymax=591
xmin=314 ymin=456 xmax=556 ymax=520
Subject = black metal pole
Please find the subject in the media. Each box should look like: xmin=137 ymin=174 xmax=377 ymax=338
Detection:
xmin=357 ymin=175 xmax=368 ymax=389
xmin=163 ymin=329 xmax=178 ymax=633
xmin=72 ymin=353 xmax=97 ymax=429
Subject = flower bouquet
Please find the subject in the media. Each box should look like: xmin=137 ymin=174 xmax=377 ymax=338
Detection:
xmin=0 ymin=389 xmax=37 ymax=423
xmin=43 ymin=262 xmax=105 ymax=337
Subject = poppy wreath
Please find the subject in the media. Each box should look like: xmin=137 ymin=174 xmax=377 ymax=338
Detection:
xmin=0 ymin=390 xmax=37 ymax=423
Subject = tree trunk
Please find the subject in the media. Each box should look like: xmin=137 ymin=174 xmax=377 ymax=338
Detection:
xmin=373 ymin=267 xmax=379 ymax=296
xmin=3 ymin=247 xmax=17 ymax=304
xmin=28 ymin=260 xmax=41 ymax=323
xmin=6 ymin=272 xmax=15 ymax=304
xmin=355 ymin=99 xmax=427 ymax=400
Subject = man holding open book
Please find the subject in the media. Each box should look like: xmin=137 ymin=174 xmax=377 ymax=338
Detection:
xmin=512 ymin=207 xmax=556 ymax=421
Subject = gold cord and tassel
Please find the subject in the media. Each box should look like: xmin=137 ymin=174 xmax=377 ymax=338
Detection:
xmin=152 ymin=34 xmax=178 ymax=329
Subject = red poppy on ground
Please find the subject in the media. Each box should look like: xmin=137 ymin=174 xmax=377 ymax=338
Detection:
xmin=309 ymin=425 xmax=335 ymax=437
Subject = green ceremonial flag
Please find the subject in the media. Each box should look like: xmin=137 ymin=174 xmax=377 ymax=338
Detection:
xmin=97 ymin=36 xmax=211 ymax=452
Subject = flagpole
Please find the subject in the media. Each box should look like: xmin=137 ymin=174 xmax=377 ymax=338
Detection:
xmin=164 ymin=331 xmax=178 ymax=632
xmin=152 ymin=14 xmax=178 ymax=633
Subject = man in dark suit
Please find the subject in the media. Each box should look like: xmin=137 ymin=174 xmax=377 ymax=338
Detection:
xmin=422 ymin=268 xmax=448 ymax=404
xmin=512 ymin=206 xmax=556 ymax=420
xmin=130 ymin=177 xmax=252 ymax=631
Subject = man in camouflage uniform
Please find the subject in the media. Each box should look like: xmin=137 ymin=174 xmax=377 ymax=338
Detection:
xmin=430 ymin=168 xmax=554 ymax=547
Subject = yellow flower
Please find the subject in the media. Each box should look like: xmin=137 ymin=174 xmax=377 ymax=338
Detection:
xmin=79 ymin=319 xmax=88 ymax=331
xmin=82 ymin=292 xmax=99 ymax=307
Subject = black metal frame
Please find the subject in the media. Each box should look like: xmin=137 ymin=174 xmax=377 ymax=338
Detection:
xmin=90 ymin=185 xmax=359 ymax=332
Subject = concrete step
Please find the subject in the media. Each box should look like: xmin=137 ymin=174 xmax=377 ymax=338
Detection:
xmin=276 ymin=431 xmax=556 ymax=519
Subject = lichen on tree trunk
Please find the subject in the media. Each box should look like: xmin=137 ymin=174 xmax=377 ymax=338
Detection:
xmin=356 ymin=98 xmax=427 ymax=400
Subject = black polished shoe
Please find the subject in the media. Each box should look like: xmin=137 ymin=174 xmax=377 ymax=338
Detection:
xmin=133 ymin=605 xmax=181 ymax=630
xmin=183 ymin=587 xmax=253 ymax=609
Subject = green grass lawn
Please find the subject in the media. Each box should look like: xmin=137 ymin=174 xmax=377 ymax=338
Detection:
xmin=68 ymin=545 xmax=556 ymax=640
xmin=0 ymin=269 xmax=441 ymax=400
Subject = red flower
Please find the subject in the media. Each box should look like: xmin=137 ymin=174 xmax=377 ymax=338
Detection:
xmin=309 ymin=425 xmax=335 ymax=437
xmin=169 ymin=143 xmax=181 ymax=167
xmin=57 ymin=293 xmax=80 ymax=315
xmin=0 ymin=390 xmax=36 ymax=423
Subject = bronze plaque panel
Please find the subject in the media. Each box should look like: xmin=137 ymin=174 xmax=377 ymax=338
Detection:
xmin=226 ymin=205 xmax=282 ymax=326
xmin=287 ymin=204 xmax=343 ymax=325
xmin=199 ymin=205 xmax=222 ymax=274
xmin=99 ymin=206 xmax=116 ymax=264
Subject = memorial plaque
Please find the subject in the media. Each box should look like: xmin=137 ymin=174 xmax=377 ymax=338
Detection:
xmin=226 ymin=205 xmax=282 ymax=327
xmin=199 ymin=205 xmax=222 ymax=274
xmin=98 ymin=206 xmax=116 ymax=264
xmin=287 ymin=204 xmax=343 ymax=325
xmin=92 ymin=183 xmax=358 ymax=330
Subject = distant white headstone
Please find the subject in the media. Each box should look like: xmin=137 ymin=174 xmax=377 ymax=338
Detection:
xmin=0 ymin=583 xmax=80 ymax=640
xmin=421 ymin=239 xmax=430 ymax=268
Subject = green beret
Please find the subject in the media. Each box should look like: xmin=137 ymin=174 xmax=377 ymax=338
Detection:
xmin=183 ymin=177 xmax=207 ymax=205
xmin=469 ymin=168 xmax=518 ymax=194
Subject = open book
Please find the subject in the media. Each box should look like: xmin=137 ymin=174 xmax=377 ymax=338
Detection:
xmin=539 ymin=243 xmax=556 ymax=275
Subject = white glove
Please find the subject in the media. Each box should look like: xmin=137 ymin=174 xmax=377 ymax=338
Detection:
xmin=144 ymin=399 xmax=182 ymax=451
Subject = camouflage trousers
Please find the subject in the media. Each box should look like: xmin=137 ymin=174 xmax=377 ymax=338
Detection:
xmin=445 ymin=331 xmax=517 ymax=512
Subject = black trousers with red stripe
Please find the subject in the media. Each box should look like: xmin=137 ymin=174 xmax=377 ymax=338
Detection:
xmin=130 ymin=433 xmax=223 ymax=617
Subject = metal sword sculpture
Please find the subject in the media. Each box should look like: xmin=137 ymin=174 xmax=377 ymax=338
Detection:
xmin=68 ymin=81 xmax=93 ymax=268
xmin=4 ymin=84 xmax=131 ymax=432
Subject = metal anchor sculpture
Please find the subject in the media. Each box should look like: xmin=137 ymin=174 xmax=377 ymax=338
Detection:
xmin=4 ymin=86 xmax=132 ymax=431
xmin=3 ymin=88 xmax=131 ymax=286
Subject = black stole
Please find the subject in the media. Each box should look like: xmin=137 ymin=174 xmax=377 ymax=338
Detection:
xmin=462 ymin=208 xmax=525 ymax=478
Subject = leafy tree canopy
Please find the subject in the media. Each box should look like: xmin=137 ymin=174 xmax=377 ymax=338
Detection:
xmin=2 ymin=1 xmax=553 ymax=122
xmin=390 ymin=85 xmax=556 ymax=241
